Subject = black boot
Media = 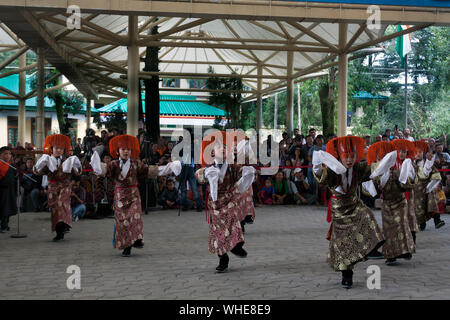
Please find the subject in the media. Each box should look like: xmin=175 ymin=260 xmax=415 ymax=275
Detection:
xmin=419 ymin=222 xmax=426 ymax=231
xmin=366 ymin=248 xmax=384 ymax=260
xmin=53 ymin=223 xmax=65 ymax=241
xmin=122 ymin=246 xmax=132 ymax=257
xmin=434 ymin=215 xmax=445 ymax=229
xmin=216 ymin=254 xmax=229 ymax=273
xmin=385 ymin=258 xmax=397 ymax=266
xmin=412 ymin=231 xmax=416 ymax=244
xmin=132 ymin=239 xmax=144 ymax=249
xmin=244 ymin=215 xmax=254 ymax=224
xmin=230 ymin=242 xmax=247 ymax=258
xmin=341 ymin=270 xmax=353 ymax=289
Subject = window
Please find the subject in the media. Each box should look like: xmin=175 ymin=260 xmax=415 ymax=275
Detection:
xmin=189 ymin=79 xmax=207 ymax=89
xmin=7 ymin=116 xmax=18 ymax=146
xmin=162 ymin=78 xmax=180 ymax=88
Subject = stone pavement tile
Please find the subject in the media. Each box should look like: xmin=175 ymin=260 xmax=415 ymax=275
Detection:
xmin=2 ymin=208 xmax=450 ymax=299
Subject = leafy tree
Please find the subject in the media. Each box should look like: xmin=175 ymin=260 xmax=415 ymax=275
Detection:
xmin=207 ymin=66 xmax=243 ymax=129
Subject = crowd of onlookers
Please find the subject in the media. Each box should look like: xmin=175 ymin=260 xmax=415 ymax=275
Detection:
xmin=4 ymin=126 xmax=450 ymax=221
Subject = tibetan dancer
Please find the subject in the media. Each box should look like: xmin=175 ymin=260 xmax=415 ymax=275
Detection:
xmin=367 ymin=140 xmax=416 ymax=266
xmin=195 ymin=131 xmax=255 ymax=273
xmin=91 ymin=134 xmax=180 ymax=257
xmin=34 ymin=134 xmax=81 ymax=241
xmin=412 ymin=140 xmax=444 ymax=230
xmin=312 ymin=136 xmax=385 ymax=289
xmin=392 ymin=139 xmax=419 ymax=243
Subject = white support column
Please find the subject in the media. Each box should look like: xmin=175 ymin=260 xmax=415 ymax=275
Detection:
xmin=256 ymin=63 xmax=263 ymax=131
xmin=36 ymin=47 xmax=45 ymax=150
xmin=297 ymin=83 xmax=301 ymax=134
xmin=127 ymin=15 xmax=139 ymax=137
xmin=286 ymin=50 xmax=294 ymax=136
xmin=86 ymin=98 xmax=92 ymax=129
xmin=337 ymin=23 xmax=348 ymax=137
xmin=18 ymin=51 xmax=26 ymax=146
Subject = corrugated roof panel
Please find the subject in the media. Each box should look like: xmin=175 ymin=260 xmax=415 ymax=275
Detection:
xmin=97 ymin=95 xmax=225 ymax=117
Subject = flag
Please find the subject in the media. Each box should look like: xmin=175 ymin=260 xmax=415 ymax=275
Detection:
xmin=396 ymin=25 xmax=412 ymax=68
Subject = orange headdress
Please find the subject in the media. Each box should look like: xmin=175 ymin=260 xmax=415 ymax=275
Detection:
xmin=366 ymin=141 xmax=396 ymax=164
xmin=43 ymin=134 xmax=71 ymax=155
xmin=413 ymin=140 xmax=429 ymax=153
xmin=391 ymin=139 xmax=417 ymax=159
xmin=326 ymin=136 xmax=365 ymax=162
xmin=200 ymin=130 xmax=248 ymax=166
xmin=109 ymin=134 xmax=140 ymax=159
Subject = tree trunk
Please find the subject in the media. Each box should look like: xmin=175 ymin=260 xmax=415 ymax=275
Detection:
xmin=319 ymin=66 xmax=336 ymax=137
xmin=143 ymin=21 xmax=160 ymax=143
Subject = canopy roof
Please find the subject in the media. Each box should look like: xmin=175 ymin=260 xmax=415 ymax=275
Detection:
xmin=0 ymin=1 xmax=447 ymax=102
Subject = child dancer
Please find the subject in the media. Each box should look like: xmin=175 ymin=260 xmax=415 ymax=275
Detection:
xmin=34 ymin=134 xmax=81 ymax=241
xmin=412 ymin=140 xmax=444 ymax=230
xmin=368 ymin=140 xmax=416 ymax=266
xmin=91 ymin=134 xmax=180 ymax=257
xmin=195 ymin=131 xmax=255 ymax=273
xmin=312 ymin=136 xmax=384 ymax=289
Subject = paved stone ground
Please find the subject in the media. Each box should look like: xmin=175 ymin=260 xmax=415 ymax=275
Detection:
xmin=0 ymin=205 xmax=449 ymax=300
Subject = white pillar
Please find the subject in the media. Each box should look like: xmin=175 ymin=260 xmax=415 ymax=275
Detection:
xmin=274 ymin=92 xmax=278 ymax=137
xmin=36 ymin=47 xmax=45 ymax=150
xmin=86 ymin=99 xmax=93 ymax=129
xmin=286 ymin=50 xmax=294 ymax=136
xmin=337 ymin=23 xmax=348 ymax=137
xmin=127 ymin=15 xmax=139 ymax=137
xmin=297 ymin=83 xmax=301 ymax=134
xmin=18 ymin=52 xmax=26 ymax=146
xmin=256 ymin=63 xmax=263 ymax=132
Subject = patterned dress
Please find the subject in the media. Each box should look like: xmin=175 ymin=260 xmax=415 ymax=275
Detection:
xmin=313 ymin=162 xmax=385 ymax=271
xmin=206 ymin=164 xmax=247 ymax=255
xmin=374 ymin=166 xmax=416 ymax=259
xmin=413 ymin=161 xmax=441 ymax=225
xmin=234 ymin=165 xmax=256 ymax=223
xmin=106 ymin=159 xmax=155 ymax=250
xmin=35 ymin=162 xmax=77 ymax=232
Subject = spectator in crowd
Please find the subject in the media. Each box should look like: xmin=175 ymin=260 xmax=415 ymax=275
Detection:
xmin=382 ymin=134 xmax=390 ymax=142
xmin=364 ymin=135 xmax=371 ymax=147
xmin=158 ymin=179 xmax=179 ymax=209
xmin=375 ymin=134 xmax=382 ymax=143
xmin=436 ymin=183 xmax=446 ymax=215
xmin=73 ymin=138 xmax=82 ymax=157
xmin=290 ymin=168 xmax=316 ymax=205
xmin=308 ymin=128 xmax=316 ymax=141
xmin=428 ymin=138 xmax=436 ymax=153
xmin=291 ymin=147 xmax=303 ymax=169
xmin=156 ymin=137 xmax=167 ymax=157
xmin=21 ymin=158 xmax=44 ymax=212
xmin=279 ymin=143 xmax=291 ymax=167
xmin=258 ymin=178 xmax=274 ymax=205
xmin=148 ymin=143 xmax=161 ymax=165
xmin=15 ymin=141 xmax=25 ymax=150
xmin=272 ymin=171 xmax=291 ymax=205
xmin=385 ymin=129 xmax=393 ymax=140
xmin=25 ymin=142 xmax=34 ymax=151
xmin=301 ymin=135 xmax=314 ymax=164
xmin=404 ymin=128 xmax=414 ymax=141
xmin=71 ymin=176 xmax=86 ymax=222
xmin=435 ymin=143 xmax=450 ymax=163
